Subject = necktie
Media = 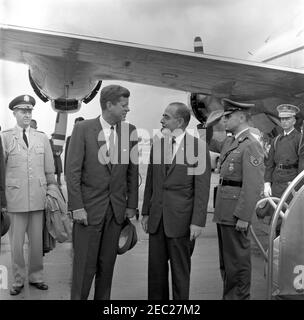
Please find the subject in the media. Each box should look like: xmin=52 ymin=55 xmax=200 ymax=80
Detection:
xmin=109 ymin=126 xmax=115 ymax=165
xmin=165 ymin=136 xmax=176 ymax=174
xmin=23 ymin=128 xmax=28 ymax=148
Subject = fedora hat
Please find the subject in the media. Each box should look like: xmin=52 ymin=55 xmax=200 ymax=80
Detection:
xmin=256 ymin=200 xmax=273 ymax=219
xmin=117 ymin=218 xmax=137 ymax=255
xmin=1 ymin=212 xmax=10 ymax=237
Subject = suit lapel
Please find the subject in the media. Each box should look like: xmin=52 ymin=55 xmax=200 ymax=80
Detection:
xmin=95 ymin=116 xmax=111 ymax=172
xmin=161 ymin=138 xmax=167 ymax=177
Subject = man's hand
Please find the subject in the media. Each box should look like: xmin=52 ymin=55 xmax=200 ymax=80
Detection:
xmin=1 ymin=207 xmax=7 ymax=213
xmin=141 ymin=215 xmax=149 ymax=233
xmin=125 ymin=208 xmax=137 ymax=219
xmin=235 ymin=219 xmax=249 ymax=232
xmin=264 ymin=182 xmax=272 ymax=197
xmin=190 ymin=224 xmax=203 ymax=241
xmin=72 ymin=208 xmax=88 ymax=226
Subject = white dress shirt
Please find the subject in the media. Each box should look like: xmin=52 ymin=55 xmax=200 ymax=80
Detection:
xmin=16 ymin=125 xmax=30 ymax=144
xmin=99 ymin=116 xmax=116 ymax=150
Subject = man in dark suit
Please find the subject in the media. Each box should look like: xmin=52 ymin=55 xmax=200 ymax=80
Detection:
xmin=64 ymin=117 xmax=84 ymax=176
xmin=66 ymin=85 xmax=138 ymax=300
xmin=141 ymin=102 xmax=211 ymax=300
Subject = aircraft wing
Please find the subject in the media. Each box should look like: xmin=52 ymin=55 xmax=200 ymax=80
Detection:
xmin=1 ymin=24 xmax=304 ymax=100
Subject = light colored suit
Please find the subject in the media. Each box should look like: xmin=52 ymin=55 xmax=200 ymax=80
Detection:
xmin=1 ymin=126 xmax=56 ymax=286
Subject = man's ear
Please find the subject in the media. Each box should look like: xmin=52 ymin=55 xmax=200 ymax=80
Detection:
xmin=105 ymin=101 xmax=112 ymax=110
xmin=178 ymin=117 xmax=184 ymax=128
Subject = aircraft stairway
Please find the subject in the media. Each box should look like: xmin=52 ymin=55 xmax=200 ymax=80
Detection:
xmin=250 ymin=170 xmax=304 ymax=299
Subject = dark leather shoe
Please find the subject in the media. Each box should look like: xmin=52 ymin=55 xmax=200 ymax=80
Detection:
xmin=29 ymin=282 xmax=48 ymax=290
xmin=10 ymin=285 xmax=24 ymax=296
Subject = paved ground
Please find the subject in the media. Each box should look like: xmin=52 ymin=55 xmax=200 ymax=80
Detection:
xmin=0 ymin=173 xmax=268 ymax=300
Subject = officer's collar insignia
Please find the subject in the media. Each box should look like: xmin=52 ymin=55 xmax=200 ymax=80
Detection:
xmin=250 ymin=155 xmax=263 ymax=167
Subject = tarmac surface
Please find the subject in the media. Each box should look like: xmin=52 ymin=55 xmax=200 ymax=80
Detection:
xmin=0 ymin=173 xmax=269 ymax=300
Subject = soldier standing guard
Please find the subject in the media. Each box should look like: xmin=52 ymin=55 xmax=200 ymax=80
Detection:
xmin=263 ymin=104 xmax=304 ymax=234
xmin=264 ymin=104 xmax=304 ymax=199
xmin=208 ymin=98 xmax=264 ymax=300
xmin=1 ymin=95 xmax=57 ymax=295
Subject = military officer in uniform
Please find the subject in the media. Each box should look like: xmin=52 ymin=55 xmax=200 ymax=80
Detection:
xmin=264 ymin=104 xmax=304 ymax=200
xmin=208 ymin=98 xmax=264 ymax=300
xmin=1 ymin=95 xmax=57 ymax=295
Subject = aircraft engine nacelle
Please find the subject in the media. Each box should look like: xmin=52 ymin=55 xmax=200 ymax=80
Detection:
xmin=51 ymin=99 xmax=82 ymax=113
xmin=188 ymin=93 xmax=209 ymax=124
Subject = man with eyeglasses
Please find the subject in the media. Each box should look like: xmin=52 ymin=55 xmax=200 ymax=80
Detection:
xmin=207 ymin=98 xmax=264 ymax=300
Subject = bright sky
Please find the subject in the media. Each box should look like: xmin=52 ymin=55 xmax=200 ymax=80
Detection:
xmin=0 ymin=0 xmax=303 ymax=137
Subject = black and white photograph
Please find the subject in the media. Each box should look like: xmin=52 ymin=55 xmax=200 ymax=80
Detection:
xmin=0 ymin=0 xmax=304 ymax=308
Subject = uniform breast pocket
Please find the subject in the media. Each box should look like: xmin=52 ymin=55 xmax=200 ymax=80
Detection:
xmin=225 ymin=155 xmax=242 ymax=178
xmin=35 ymin=146 xmax=45 ymax=166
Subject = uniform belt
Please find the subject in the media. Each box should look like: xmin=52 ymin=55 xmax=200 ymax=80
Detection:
xmin=219 ymin=178 xmax=242 ymax=187
xmin=276 ymin=163 xmax=298 ymax=169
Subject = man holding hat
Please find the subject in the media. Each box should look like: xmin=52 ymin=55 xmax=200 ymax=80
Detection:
xmin=66 ymin=85 xmax=138 ymax=300
xmin=207 ymin=98 xmax=264 ymax=300
xmin=1 ymin=95 xmax=56 ymax=295
xmin=264 ymin=104 xmax=304 ymax=231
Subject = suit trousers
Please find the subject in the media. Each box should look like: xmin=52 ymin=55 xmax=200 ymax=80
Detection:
xmin=71 ymin=204 xmax=122 ymax=300
xmin=148 ymin=218 xmax=193 ymax=300
xmin=8 ymin=211 xmax=44 ymax=286
xmin=216 ymin=223 xmax=251 ymax=300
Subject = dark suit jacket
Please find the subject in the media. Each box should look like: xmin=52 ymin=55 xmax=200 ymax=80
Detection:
xmin=66 ymin=117 xmax=138 ymax=225
xmin=64 ymin=135 xmax=71 ymax=175
xmin=142 ymin=132 xmax=211 ymax=238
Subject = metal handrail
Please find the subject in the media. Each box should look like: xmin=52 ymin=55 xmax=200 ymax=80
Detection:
xmin=266 ymin=170 xmax=304 ymax=299
xmin=251 ymin=197 xmax=286 ymax=260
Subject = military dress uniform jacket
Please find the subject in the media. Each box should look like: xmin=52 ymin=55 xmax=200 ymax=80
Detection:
xmin=264 ymin=129 xmax=304 ymax=184
xmin=142 ymin=133 xmax=211 ymax=237
xmin=1 ymin=127 xmax=56 ymax=212
xmin=212 ymin=130 xmax=264 ymax=225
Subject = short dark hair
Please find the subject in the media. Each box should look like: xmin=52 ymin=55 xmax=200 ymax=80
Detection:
xmin=74 ymin=117 xmax=84 ymax=124
xmin=170 ymin=102 xmax=191 ymax=127
xmin=99 ymin=85 xmax=130 ymax=110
